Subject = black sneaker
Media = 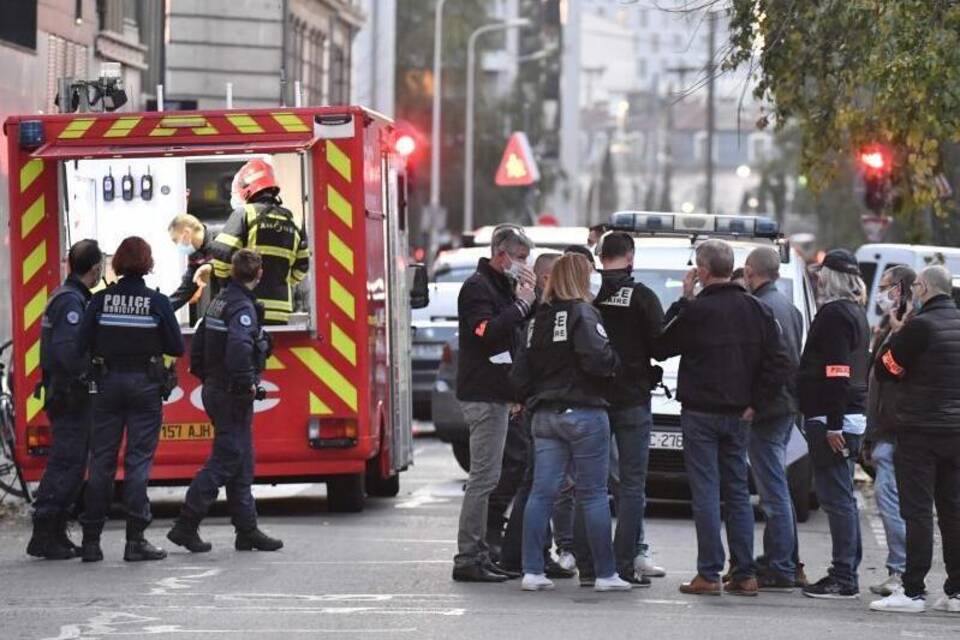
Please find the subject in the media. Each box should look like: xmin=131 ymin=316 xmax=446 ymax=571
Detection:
xmin=620 ymin=572 xmax=652 ymax=588
xmin=758 ymin=571 xmax=796 ymax=593
xmin=81 ymin=541 xmax=103 ymax=563
xmin=802 ymin=575 xmax=859 ymax=600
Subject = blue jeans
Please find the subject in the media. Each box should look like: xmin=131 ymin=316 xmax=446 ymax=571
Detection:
xmin=681 ymin=409 xmax=755 ymax=582
xmin=806 ymin=421 xmax=862 ymax=587
xmin=610 ymin=404 xmax=652 ymax=575
xmin=523 ymin=407 xmax=614 ymax=578
xmin=749 ymin=415 xmax=797 ymax=578
xmin=872 ymin=441 xmax=906 ymax=574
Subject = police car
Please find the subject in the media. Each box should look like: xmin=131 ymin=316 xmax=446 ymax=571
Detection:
xmin=609 ymin=212 xmax=819 ymax=521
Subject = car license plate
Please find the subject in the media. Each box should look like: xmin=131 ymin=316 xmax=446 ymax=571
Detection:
xmin=650 ymin=431 xmax=683 ymax=450
xmin=412 ymin=344 xmax=443 ymax=360
xmin=161 ymin=423 xmax=214 ymax=441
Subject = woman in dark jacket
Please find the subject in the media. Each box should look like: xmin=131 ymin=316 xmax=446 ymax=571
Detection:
xmin=797 ymin=249 xmax=870 ymax=599
xmin=510 ymin=253 xmax=627 ymax=593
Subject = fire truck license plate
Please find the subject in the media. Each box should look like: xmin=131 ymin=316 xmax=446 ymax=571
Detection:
xmin=650 ymin=431 xmax=683 ymax=450
xmin=161 ymin=423 xmax=215 ymax=441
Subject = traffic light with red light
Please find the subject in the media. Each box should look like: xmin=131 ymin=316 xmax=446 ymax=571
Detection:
xmin=394 ymin=134 xmax=417 ymax=159
xmin=857 ymin=144 xmax=893 ymax=213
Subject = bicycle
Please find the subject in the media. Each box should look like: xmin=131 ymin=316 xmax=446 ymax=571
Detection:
xmin=0 ymin=339 xmax=31 ymax=501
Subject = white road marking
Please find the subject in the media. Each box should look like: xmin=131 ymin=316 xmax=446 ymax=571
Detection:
xmin=149 ymin=568 xmax=222 ymax=596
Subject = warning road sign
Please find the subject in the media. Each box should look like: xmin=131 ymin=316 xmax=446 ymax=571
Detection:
xmin=495 ymin=132 xmax=540 ymax=187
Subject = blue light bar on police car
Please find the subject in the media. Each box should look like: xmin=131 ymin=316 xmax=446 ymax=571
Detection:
xmin=608 ymin=211 xmax=780 ymax=239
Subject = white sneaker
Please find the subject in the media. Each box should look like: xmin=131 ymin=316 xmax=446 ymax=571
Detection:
xmin=595 ymin=575 xmax=632 ymax=592
xmin=634 ymin=547 xmax=666 ymax=578
xmin=932 ymin=593 xmax=960 ymax=613
xmin=869 ymin=572 xmax=903 ymax=596
xmin=869 ymin=587 xmax=926 ymax=613
xmin=557 ymin=551 xmax=577 ymax=572
xmin=521 ymin=573 xmax=555 ymax=591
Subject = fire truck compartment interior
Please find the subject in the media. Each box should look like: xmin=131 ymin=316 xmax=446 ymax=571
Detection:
xmin=60 ymin=152 xmax=312 ymax=331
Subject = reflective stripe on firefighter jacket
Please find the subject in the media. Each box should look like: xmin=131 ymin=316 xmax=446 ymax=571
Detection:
xmin=210 ymin=200 xmax=310 ymax=324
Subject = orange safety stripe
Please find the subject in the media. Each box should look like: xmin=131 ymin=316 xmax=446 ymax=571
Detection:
xmin=881 ymin=351 xmax=905 ymax=377
xmin=824 ymin=365 xmax=851 ymax=378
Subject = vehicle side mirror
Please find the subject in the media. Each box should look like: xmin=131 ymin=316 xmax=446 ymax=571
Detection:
xmin=408 ymin=263 xmax=429 ymax=310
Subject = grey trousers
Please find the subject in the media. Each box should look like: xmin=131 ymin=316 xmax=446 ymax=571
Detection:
xmin=454 ymin=401 xmax=511 ymax=568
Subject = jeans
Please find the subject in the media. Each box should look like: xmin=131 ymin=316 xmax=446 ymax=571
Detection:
xmin=81 ymin=371 xmax=163 ymax=534
xmin=523 ymin=408 xmax=614 ymax=578
xmin=749 ymin=415 xmax=797 ymax=578
xmin=32 ymin=402 xmax=92 ymax=519
xmin=183 ymin=386 xmax=257 ymax=531
xmin=681 ymin=409 xmax=755 ymax=583
xmin=454 ymin=401 xmax=510 ymax=568
xmin=895 ymin=432 xmax=960 ymax=598
xmin=500 ymin=412 xmax=553 ymax=570
xmin=806 ymin=420 xmax=862 ymax=587
xmin=872 ymin=441 xmax=907 ymax=574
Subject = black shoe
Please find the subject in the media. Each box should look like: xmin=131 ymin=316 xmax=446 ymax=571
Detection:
xmin=545 ymin=558 xmax=576 ymax=579
xmin=167 ymin=519 xmax=212 ymax=553
xmin=802 ymin=575 xmax=859 ymax=600
xmin=81 ymin=541 xmax=103 ymax=563
xmin=579 ymin=574 xmax=596 ymax=588
xmin=620 ymin=572 xmax=652 ymax=588
xmin=235 ymin=528 xmax=283 ymax=552
xmin=758 ymin=571 xmax=796 ymax=593
xmin=26 ymin=517 xmax=75 ymax=560
xmin=55 ymin=515 xmax=81 ymax=557
xmin=452 ymin=564 xmax=508 ymax=583
xmin=124 ymin=539 xmax=168 ymax=562
xmin=485 ymin=561 xmax=521 ymax=579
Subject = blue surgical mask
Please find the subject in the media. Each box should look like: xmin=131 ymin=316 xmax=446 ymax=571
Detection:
xmin=177 ymin=242 xmax=194 ymax=257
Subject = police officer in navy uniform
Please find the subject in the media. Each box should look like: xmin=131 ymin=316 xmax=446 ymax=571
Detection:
xmin=78 ymin=236 xmax=184 ymax=562
xmin=167 ymin=249 xmax=282 ymax=553
xmin=26 ymin=240 xmax=103 ymax=560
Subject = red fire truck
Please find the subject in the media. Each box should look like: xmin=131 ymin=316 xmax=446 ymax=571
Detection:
xmin=3 ymin=106 xmax=427 ymax=512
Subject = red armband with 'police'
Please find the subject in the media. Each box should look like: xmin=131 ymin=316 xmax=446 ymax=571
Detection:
xmin=824 ymin=365 xmax=850 ymax=378
xmin=881 ymin=351 xmax=905 ymax=377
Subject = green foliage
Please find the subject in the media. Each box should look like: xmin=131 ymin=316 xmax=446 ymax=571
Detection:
xmin=725 ymin=0 xmax=960 ymax=238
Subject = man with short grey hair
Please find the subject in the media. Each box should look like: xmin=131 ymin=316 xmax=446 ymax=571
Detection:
xmin=453 ymin=224 xmax=536 ymax=582
xmin=743 ymin=246 xmax=805 ymax=591
xmin=655 ymin=238 xmax=793 ymax=596
xmin=872 ymin=264 xmax=960 ymax=613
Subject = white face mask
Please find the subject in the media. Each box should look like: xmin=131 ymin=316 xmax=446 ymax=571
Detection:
xmin=589 ymin=273 xmax=602 ymax=299
xmin=177 ymin=241 xmax=194 ymax=257
xmin=877 ymin=290 xmax=897 ymax=314
xmin=505 ymin=257 xmax=526 ymax=281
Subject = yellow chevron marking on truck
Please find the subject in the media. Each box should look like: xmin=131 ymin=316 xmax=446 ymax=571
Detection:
xmin=22 ymin=194 xmax=45 ymax=238
xmin=20 ymin=159 xmax=43 ymax=192
xmin=23 ymin=241 xmax=46 ymax=284
xmin=291 ymin=347 xmax=357 ymax=412
xmin=330 ymin=322 xmax=357 ymax=366
xmin=103 ymin=117 xmax=142 ymax=137
xmin=326 ymin=140 xmax=351 ymax=181
xmin=329 ymin=276 xmax=356 ymax=320
xmin=58 ymin=119 xmax=95 ymax=139
xmin=327 ymin=185 xmax=352 ymax=228
xmin=309 ymin=391 xmax=333 ymax=415
xmin=24 ymin=287 xmax=48 ymax=330
xmin=24 ymin=341 xmax=40 ymax=376
xmin=226 ymin=114 xmax=264 ymax=134
xmin=272 ymin=113 xmax=310 ymax=133
xmin=328 ymin=230 xmax=354 ymax=274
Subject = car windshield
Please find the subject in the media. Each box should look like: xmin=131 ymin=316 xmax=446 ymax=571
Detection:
xmin=632 ymin=269 xmax=793 ymax=307
xmin=433 ymin=266 xmax=475 ymax=283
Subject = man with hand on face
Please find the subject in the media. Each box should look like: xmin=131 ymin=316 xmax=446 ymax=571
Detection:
xmin=453 ymin=224 xmax=536 ymax=583
xmin=167 ymin=213 xmax=214 ymax=312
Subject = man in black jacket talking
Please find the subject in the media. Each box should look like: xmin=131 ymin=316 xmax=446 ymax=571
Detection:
xmin=453 ymin=225 xmax=535 ymax=582
xmin=655 ymin=239 xmax=792 ymax=597
xmin=871 ymin=265 xmax=960 ymax=613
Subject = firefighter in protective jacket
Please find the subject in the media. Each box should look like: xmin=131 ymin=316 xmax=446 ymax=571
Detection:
xmin=210 ymin=159 xmax=310 ymax=324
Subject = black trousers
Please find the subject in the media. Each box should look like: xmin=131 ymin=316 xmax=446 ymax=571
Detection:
xmin=895 ymin=432 xmax=960 ymax=598
xmin=485 ymin=410 xmax=530 ymax=556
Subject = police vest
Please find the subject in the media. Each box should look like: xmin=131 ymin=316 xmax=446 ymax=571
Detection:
xmin=94 ymin=287 xmax=163 ymax=361
xmin=40 ymin=283 xmax=85 ymax=379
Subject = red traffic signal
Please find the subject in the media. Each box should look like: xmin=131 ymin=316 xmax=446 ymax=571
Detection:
xmin=858 ymin=144 xmax=891 ymax=176
xmin=395 ymin=134 xmax=416 ymax=158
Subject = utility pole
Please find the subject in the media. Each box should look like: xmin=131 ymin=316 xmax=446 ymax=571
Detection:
xmin=705 ymin=10 xmax=717 ymax=213
xmin=665 ymin=65 xmax=698 ymax=212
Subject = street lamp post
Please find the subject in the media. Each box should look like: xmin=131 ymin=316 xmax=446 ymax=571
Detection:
xmin=429 ymin=0 xmax=448 ymax=214
xmin=463 ymin=19 xmax=531 ymax=232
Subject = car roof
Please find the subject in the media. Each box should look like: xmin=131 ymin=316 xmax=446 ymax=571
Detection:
xmin=857 ymin=244 xmax=960 ymax=259
xmin=434 ymin=246 xmax=562 ymax=269
xmin=629 ymin=237 xmax=802 ymax=275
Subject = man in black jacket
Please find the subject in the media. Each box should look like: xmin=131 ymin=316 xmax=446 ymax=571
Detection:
xmin=453 ymin=225 xmax=536 ymax=582
xmin=871 ymin=265 xmax=960 ymax=613
xmin=167 ymin=214 xmax=214 ymax=313
xmin=743 ymin=246 xmax=805 ymax=591
xmin=655 ymin=239 xmax=792 ymax=597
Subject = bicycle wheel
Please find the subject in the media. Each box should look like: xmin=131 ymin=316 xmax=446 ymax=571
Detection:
xmin=0 ymin=396 xmax=29 ymax=500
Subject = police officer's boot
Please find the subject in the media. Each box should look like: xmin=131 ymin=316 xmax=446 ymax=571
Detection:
xmin=80 ymin=527 xmax=104 ymax=563
xmin=167 ymin=513 xmax=212 ymax=553
xmin=123 ymin=520 xmax=167 ymax=562
xmin=55 ymin=513 xmax=81 ymax=558
xmin=235 ymin=527 xmax=283 ymax=552
xmin=26 ymin=514 xmax=75 ymax=560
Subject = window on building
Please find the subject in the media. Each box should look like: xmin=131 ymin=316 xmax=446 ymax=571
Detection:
xmin=0 ymin=0 xmax=37 ymax=50
xmin=46 ymin=35 xmax=90 ymax=113
xmin=329 ymin=39 xmax=351 ymax=105
xmin=288 ymin=18 xmax=328 ymax=106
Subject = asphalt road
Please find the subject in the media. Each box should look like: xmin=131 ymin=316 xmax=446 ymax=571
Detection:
xmin=0 ymin=434 xmax=958 ymax=640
